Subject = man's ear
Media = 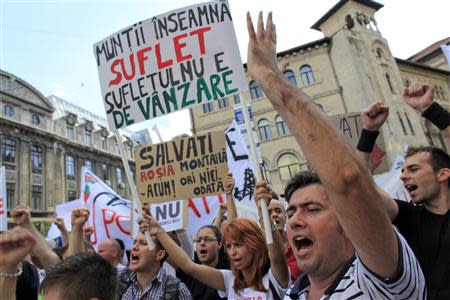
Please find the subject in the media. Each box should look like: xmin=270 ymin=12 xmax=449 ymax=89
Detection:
xmin=437 ymin=168 xmax=450 ymax=183
xmin=156 ymin=249 xmax=167 ymax=262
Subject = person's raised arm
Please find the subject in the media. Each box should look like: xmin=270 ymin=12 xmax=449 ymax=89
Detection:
xmin=11 ymin=204 xmax=60 ymax=269
xmin=357 ymin=103 xmax=399 ymax=221
xmin=224 ymin=172 xmax=238 ymax=221
xmin=246 ymin=12 xmax=398 ymax=279
xmin=140 ymin=212 xmax=226 ymax=291
xmin=403 ymin=81 xmax=450 ymax=142
xmin=54 ymin=217 xmax=69 ymax=246
xmin=0 ymin=227 xmax=36 ymax=300
xmin=67 ymin=208 xmax=89 ymax=256
xmin=254 ymin=180 xmax=289 ymax=288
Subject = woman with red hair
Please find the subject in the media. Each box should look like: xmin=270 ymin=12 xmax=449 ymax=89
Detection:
xmin=140 ymin=212 xmax=289 ymax=299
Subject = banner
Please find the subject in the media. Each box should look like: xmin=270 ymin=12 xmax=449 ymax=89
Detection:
xmin=150 ymin=200 xmax=187 ymax=232
xmin=47 ymin=199 xmax=84 ymax=239
xmin=0 ymin=167 xmax=7 ymax=231
xmin=135 ymin=131 xmax=228 ymax=203
xmin=330 ymin=112 xmax=387 ymax=172
xmin=374 ymin=154 xmax=411 ymax=202
xmin=94 ymin=1 xmax=247 ymax=129
xmin=225 ymin=120 xmax=259 ymax=221
xmin=233 ymin=104 xmax=262 ymax=165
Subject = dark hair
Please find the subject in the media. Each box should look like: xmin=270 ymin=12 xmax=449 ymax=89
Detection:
xmin=405 ymin=146 xmax=450 ymax=187
xmin=284 ymin=170 xmax=322 ymax=202
xmin=197 ymin=225 xmax=222 ymax=243
xmin=114 ymin=238 xmax=125 ymax=254
xmin=16 ymin=260 xmax=39 ymax=300
xmin=40 ymin=253 xmax=118 ymax=300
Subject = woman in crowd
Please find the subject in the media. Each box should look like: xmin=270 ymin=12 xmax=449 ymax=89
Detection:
xmin=140 ymin=212 xmax=289 ymax=299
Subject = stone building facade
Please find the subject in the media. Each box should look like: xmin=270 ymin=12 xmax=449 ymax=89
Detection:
xmin=0 ymin=70 xmax=136 ymax=225
xmin=190 ymin=0 xmax=450 ymax=196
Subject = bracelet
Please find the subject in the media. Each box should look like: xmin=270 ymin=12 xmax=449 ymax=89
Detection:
xmin=421 ymin=102 xmax=450 ymax=130
xmin=0 ymin=262 xmax=23 ymax=277
xmin=356 ymin=128 xmax=379 ymax=153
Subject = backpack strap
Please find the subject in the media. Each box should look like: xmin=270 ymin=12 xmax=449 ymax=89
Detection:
xmin=269 ymin=279 xmax=282 ymax=300
xmin=164 ymin=274 xmax=181 ymax=300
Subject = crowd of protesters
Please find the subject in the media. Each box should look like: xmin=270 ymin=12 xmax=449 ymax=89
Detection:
xmin=1 ymin=12 xmax=449 ymax=300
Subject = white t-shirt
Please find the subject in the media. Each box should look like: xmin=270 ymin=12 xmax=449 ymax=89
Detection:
xmin=218 ymin=268 xmax=287 ymax=300
xmin=281 ymin=232 xmax=426 ymax=299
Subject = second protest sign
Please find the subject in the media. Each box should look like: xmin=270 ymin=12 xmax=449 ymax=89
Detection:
xmin=135 ymin=131 xmax=228 ymax=203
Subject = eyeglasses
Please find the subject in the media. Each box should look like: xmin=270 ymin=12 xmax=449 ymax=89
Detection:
xmin=195 ymin=236 xmax=218 ymax=243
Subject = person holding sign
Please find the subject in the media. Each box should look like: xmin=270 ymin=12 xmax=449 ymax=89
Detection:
xmin=246 ymin=12 xmax=426 ymax=299
xmin=140 ymin=211 xmax=289 ymax=300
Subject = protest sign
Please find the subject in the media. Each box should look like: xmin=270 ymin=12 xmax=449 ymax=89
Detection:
xmin=233 ymin=104 xmax=262 ymax=165
xmin=135 ymin=131 xmax=228 ymax=203
xmin=150 ymin=199 xmax=187 ymax=232
xmin=94 ymin=1 xmax=247 ymax=130
xmin=225 ymin=120 xmax=259 ymax=221
xmin=329 ymin=112 xmax=387 ymax=172
xmin=186 ymin=194 xmax=224 ymax=238
xmin=0 ymin=167 xmax=7 ymax=231
xmin=47 ymin=199 xmax=84 ymax=239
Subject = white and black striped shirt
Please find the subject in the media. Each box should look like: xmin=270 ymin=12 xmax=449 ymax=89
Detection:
xmin=282 ymin=232 xmax=426 ymax=299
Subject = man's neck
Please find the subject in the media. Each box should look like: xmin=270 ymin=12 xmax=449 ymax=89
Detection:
xmin=136 ymin=267 xmax=160 ymax=290
xmin=425 ymin=188 xmax=450 ymax=215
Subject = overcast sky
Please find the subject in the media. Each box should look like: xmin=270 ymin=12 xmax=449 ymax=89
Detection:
xmin=1 ymin=0 xmax=448 ymax=140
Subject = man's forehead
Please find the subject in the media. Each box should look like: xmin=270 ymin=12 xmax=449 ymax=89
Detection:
xmin=288 ymin=184 xmax=329 ymax=205
xmin=269 ymin=199 xmax=283 ymax=209
xmin=404 ymin=152 xmax=431 ymax=166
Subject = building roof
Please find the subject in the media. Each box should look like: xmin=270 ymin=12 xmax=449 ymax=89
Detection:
xmin=407 ymin=36 xmax=450 ymax=62
xmin=395 ymin=58 xmax=450 ymax=76
xmin=311 ymin=0 xmax=383 ymax=31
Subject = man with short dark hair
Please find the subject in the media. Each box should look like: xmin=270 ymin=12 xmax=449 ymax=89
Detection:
xmin=119 ymin=231 xmax=192 ymax=300
xmin=357 ymin=84 xmax=450 ymax=299
xmin=247 ymin=12 xmax=425 ymax=299
xmin=40 ymin=252 xmax=118 ymax=300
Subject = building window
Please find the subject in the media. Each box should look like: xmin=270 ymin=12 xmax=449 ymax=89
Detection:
xmin=84 ymin=130 xmax=92 ymax=146
xmin=233 ymin=94 xmax=241 ymax=104
xmin=128 ymin=145 xmax=133 ymax=158
xmin=101 ymin=164 xmax=108 ymax=180
xmin=66 ymin=155 xmax=75 ymax=178
xmin=258 ymin=119 xmax=272 ymax=141
xmin=101 ymin=135 xmax=108 ymax=150
xmin=68 ymin=190 xmax=77 ymax=201
xmin=397 ymin=112 xmax=408 ymax=135
xmin=6 ymin=182 xmax=15 ymax=210
xmin=300 ymin=65 xmax=315 ymax=86
xmin=116 ymin=168 xmax=124 ymax=185
xmin=386 ymin=73 xmax=395 ymax=94
xmin=404 ymin=112 xmax=415 ymax=135
xmin=67 ymin=125 xmax=74 ymax=140
xmin=31 ymin=114 xmax=40 ymax=125
xmin=203 ymin=102 xmax=214 ymax=113
xmin=85 ymin=160 xmax=92 ymax=171
xmin=284 ymin=70 xmax=297 ymax=86
xmin=3 ymin=104 xmax=14 ymax=117
xmin=31 ymin=185 xmax=43 ymax=210
xmin=376 ymin=48 xmax=384 ymax=58
xmin=2 ymin=138 xmax=16 ymax=163
xmin=249 ymin=81 xmax=263 ymax=100
xmin=278 ymin=153 xmax=301 ymax=181
xmin=275 ymin=115 xmax=289 ymax=136
xmin=30 ymin=145 xmax=43 ymax=174
xmin=218 ymin=98 xmax=229 ymax=109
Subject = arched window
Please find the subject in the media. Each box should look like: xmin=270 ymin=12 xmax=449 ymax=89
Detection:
xmin=30 ymin=145 xmax=43 ymax=173
xmin=284 ymin=70 xmax=297 ymax=86
xmin=2 ymin=138 xmax=16 ymax=163
xmin=376 ymin=48 xmax=384 ymax=58
xmin=258 ymin=119 xmax=272 ymax=141
xmin=249 ymin=81 xmax=263 ymax=99
xmin=386 ymin=73 xmax=395 ymax=94
xmin=300 ymin=65 xmax=315 ymax=85
xmin=203 ymin=102 xmax=214 ymax=113
xmin=66 ymin=155 xmax=75 ymax=178
xmin=275 ymin=115 xmax=289 ymax=136
xmin=85 ymin=160 xmax=92 ymax=171
xmin=278 ymin=153 xmax=301 ymax=181
xmin=31 ymin=114 xmax=40 ymax=125
xmin=101 ymin=164 xmax=109 ymax=180
xmin=3 ymin=104 xmax=14 ymax=117
xmin=233 ymin=94 xmax=241 ymax=104
xmin=116 ymin=168 xmax=124 ymax=185
xmin=218 ymin=98 xmax=229 ymax=109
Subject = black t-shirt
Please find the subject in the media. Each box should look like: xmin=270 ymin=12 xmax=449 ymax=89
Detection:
xmin=177 ymin=253 xmax=230 ymax=300
xmin=393 ymin=199 xmax=450 ymax=299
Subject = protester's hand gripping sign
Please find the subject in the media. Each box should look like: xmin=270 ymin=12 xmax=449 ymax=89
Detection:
xmin=94 ymin=1 xmax=247 ymax=130
xmin=135 ymin=131 xmax=228 ymax=203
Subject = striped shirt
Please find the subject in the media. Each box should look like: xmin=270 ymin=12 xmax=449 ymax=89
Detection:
xmin=120 ymin=267 xmax=192 ymax=300
xmin=283 ymin=232 xmax=426 ymax=299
